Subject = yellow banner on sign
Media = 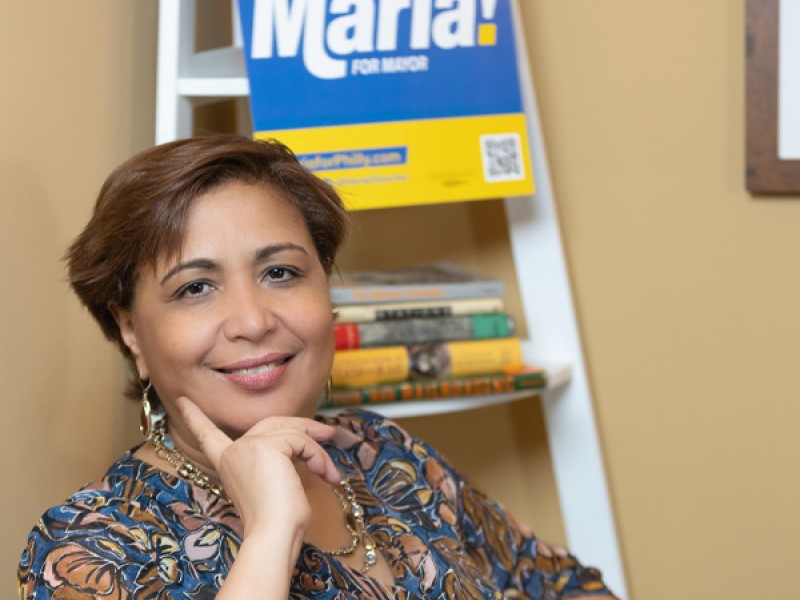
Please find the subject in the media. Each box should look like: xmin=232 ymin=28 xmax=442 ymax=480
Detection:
xmin=255 ymin=113 xmax=534 ymax=211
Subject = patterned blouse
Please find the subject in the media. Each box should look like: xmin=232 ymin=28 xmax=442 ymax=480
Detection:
xmin=18 ymin=410 xmax=615 ymax=599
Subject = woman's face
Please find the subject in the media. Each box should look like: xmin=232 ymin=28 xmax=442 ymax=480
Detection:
xmin=115 ymin=181 xmax=335 ymax=439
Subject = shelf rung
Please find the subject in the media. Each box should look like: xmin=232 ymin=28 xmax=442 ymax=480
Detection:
xmin=177 ymin=77 xmax=249 ymax=97
xmin=176 ymin=46 xmax=248 ymax=98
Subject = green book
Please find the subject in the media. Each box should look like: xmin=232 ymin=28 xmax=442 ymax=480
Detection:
xmin=334 ymin=313 xmax=514 ymax=350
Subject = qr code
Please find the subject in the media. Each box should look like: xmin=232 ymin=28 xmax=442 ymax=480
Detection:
xmin=480 ymin=133 xmax=525 ymax=182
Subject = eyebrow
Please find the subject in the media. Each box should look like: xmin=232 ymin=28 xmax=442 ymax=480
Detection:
xmin=159 ymin=243 xmax=310 ymax=286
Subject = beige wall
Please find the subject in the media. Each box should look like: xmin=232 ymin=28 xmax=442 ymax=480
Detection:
xmin=0 ymin=1 xmax=158 ymax=591
xmin=3 ymin=2 xmax=798 ymax=599
xmin=518 ymin=1 xmax=800 ymax=597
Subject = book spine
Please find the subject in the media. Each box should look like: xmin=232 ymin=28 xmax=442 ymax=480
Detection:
xmin=330 ymin=280 xmax=505 ymax=305
xmin=331 ymin=338 xmax=523 ymax=388
xmin=334 ymin=297 xmax=504 ymax=322
xmin=323 ymin=368 xmax=547 ymax=407
xmin=334 ymin=313 xmax=515 ymax=350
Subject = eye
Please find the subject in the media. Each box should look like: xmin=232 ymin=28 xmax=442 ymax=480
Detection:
xmin=177 ymin=280 xmax=213 ymax=299
xmin=263 ymin=266 xmax=299 ymax=283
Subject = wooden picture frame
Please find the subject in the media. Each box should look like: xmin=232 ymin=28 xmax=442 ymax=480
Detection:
xmin=746 ymin=0 xmax=800 ymax=193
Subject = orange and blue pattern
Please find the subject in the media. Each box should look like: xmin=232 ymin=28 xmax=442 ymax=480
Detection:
xmin=18 ymin=411 xmax=614 ymax=599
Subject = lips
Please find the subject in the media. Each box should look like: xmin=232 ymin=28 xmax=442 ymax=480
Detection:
xmin=215 ymin=354 xmax=293 ymax=391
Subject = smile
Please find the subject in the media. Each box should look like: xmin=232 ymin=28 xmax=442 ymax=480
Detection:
xmin=219 ymin=357 xmax=290 ymax=375
xmin=215 ymin=355 xmax=293 ymax=392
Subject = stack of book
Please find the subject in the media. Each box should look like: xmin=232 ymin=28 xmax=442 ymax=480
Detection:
xmin=324 ymin=262 xmax=547 ymax=408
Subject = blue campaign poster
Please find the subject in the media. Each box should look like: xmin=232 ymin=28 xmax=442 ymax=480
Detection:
xmin=238 ymin=0 xmax=534 ymax=209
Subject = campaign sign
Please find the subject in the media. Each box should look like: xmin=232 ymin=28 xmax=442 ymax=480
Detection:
xmin=239 ymin=0 xmax=534 ymax=210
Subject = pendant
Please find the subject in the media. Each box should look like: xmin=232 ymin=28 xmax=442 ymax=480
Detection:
xmin=363 ymin=535 xmax=378 ymax=569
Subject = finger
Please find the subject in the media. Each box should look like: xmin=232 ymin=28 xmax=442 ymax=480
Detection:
xmin=303 ymin=445 xmax=341 ymax=486
xmin=274 ymin=431 xmax=341 ymax=486
xmin=176 ymin=396 xmax=233 ymax=469
xmin=248 ymin=415 xmax=337 ymax=442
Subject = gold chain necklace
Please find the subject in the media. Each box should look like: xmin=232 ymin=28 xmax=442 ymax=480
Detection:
xmin=152 ymin=417 xmax=228 ymax=500
xmin=150 ymin=418 xmax=377 ymax=571
xmin=332 ymin=480 xmax=378 ymax=570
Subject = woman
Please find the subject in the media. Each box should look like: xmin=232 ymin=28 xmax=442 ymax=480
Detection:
xmin=18 ymin=134 xmax=617 ymax=599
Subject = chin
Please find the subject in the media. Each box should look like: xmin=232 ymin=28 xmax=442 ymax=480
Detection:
xmin=228 ymin=395 xmax=319 ymax=431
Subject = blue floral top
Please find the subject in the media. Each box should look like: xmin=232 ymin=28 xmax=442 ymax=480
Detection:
xmin=18 ymin=410 xmax=615 ymax=599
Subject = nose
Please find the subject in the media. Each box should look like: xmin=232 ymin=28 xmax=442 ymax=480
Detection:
xmin=221 ymin=280 xmax=277 ymax=341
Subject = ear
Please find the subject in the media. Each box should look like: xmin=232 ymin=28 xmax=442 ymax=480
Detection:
xmin=109 ymin=303 xmax=149 ymax=381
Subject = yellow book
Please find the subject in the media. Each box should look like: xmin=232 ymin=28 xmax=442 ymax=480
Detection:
xmin=331 ymin=338 xmax=523 ymax=388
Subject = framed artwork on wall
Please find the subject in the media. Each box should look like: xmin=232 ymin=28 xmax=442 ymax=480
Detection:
xmin=746 ymin=0 xmax=800 ymax=193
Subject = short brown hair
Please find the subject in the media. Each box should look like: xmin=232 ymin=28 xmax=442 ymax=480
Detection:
xmin=67 ymin=134 xmax=349 ymax=396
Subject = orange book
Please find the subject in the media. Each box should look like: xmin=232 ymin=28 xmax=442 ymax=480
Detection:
xmin=324 ymin=366 xmax=547 ymax=407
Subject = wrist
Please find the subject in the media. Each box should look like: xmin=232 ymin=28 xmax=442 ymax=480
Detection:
xmin=217 ymin=527 xmax=302 ymax=598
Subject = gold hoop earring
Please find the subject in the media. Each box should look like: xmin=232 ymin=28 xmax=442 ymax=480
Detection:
xmin=323 ymin=378 xmax=332 ymax=407
xmin=139 ymin=381 xmax=154 ymax=440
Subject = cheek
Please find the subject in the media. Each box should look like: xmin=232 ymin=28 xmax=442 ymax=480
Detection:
xmin=311 ymin=310 xmax=336 ymax=352
xmin=135 ymin=313 xmax=216 ymax=370
xmin=296 ymin=298 xmax=335 ymax=352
